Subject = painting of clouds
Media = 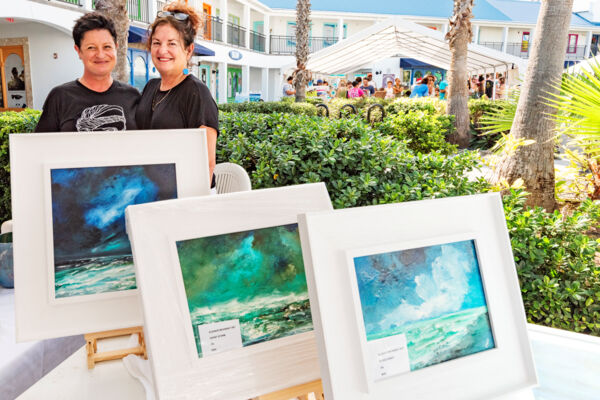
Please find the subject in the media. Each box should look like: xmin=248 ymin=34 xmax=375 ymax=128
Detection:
xmin=353 ymin=240 xmax=495 ymax=372
xmin=176 ymin=224 xmax=313 ymax=358
xmin=51 ymin=164 xmax=177 ymax=298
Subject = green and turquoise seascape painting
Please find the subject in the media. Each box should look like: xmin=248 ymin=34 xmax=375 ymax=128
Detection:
xmin=353 ymin=240 xmax=495 ymax=372
xmin=176 ymin=223 xmax=313 ymax=358
xmin=51 ymin=164 xmax=178 ymax=298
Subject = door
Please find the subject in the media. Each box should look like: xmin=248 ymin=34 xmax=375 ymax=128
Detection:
xmin=521 ymin=32 xmax=530 ymax=53
xmin=567 ymin=34 xmax=578 ymax=54
xmin=198 ymin=65 xmax=211 ymax=89
xmin=0 ymin=45 xmax=27 ymax=111
xmin=203 ymin=3 xmax=211 ymax=40
xmin=227 ymin=67 xmax=242 ymax=103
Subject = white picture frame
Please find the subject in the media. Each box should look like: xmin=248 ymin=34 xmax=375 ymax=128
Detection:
xmin=125 ymin=183 xmax=332 ymax=400
xmin=298 ymin=193 xmax=538 ymax=400
xmin=10 ymin=129 xmax=210 ymax=341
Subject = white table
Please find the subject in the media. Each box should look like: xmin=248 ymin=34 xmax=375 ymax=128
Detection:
xmin=16 ymin=324 xmax=600 ymax=400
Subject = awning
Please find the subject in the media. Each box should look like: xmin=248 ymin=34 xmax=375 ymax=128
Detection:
xmin=128 ymin=25 xmax=215 ymax=56
xmin=302 ymin=16 xmax=527 ymax=75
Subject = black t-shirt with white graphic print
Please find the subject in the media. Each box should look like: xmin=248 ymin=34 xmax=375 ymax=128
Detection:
xmin=135 ymin=74 xmax=219 ymax=133
xmin=35 ymin=80 xmax=140 ymax=132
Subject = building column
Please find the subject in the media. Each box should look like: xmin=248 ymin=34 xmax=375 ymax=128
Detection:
xmin=82 ymin=0 xmax=93 ymax=11
xmin=472 ymin=25 xmax=480 ymax=44
xmin=218 ymin=61 xmax=228 ymax=104
xmin=337 ymin=17 xmax=344 ymax=41
xmin=220 ymin=0 xmax=228 ymax=44
xmin=585 ymin=31 xmax=593 ymax=58
xmin=442 ymin=24 xmax=449 ymax=35
xmin=501 ymin=26 xmax=509 ymax=52
xmin=264 ymin=14 xmax=271 ymax=54
xmin=261 ymin=67 xmax=269 ymax=101
xmin=244 ymin=4 xmax=251 ymax=49
xmin=242 ymin=64 xmax=250 ymax=95
xmin=148 ymin=0 xmax=157 ymax=19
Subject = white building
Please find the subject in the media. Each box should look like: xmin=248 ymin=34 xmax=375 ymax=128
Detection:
xmin=1 ymin=0 xmax=599 ymax=110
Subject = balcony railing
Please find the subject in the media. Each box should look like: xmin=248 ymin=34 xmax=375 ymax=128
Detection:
xmin=250 ymin=30 xmax=266 ymax=53
xmin=479 ymin=41 xmax=589 ymax=61
xmin=269 ymin=35 xmax=339 ymax=55
xmin=201 ymin=15 xmax=223 ymax=42
xmin=56 ymin=0 xmax=81 ymax=5
xmin=227 ymin=22 xmax=246 ymax=48
xmin=92 ymin=0 xmax=149 ymax=23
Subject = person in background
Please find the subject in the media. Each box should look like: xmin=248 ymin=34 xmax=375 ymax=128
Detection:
xmin=362 ymin=77 xmax=375 ymax=97
xmin=345 ymin=80 xmax=353 ymax=98
xmin=393 ymin=77 xmax=403 ymax=98
xmin=135 ymin=1 xmax=218 ymax=184
xmin=384 ymin=80 xmax=395 ymax=99
xmin=485 ymin=73 xmax=494 ymax=99
xmin=439 ymin=77 xmax=448 ymax=100
xmin=348 ymin=80 xmax=364 ymax=98
xmin=282 ymin=76 xmax=295 ymax=98
xmin=35 ymin=12 xmax=140 ymax=132
xmin=336 ymin=79 xmax=348 ymax=98
xmin=410 ymin=76 xmax=429 ymax=98
xmin=477 ymin=75 xmax=485 ymax=98
xmin=427 ymin=75 xmax=436 ymax=98
xmin=497 ymin=76 xmax=507 ymax=99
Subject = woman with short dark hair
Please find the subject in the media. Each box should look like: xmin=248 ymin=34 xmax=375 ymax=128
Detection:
xmin=135 ymin=1 xmax=218 ymax=184
xmin=35 ymin=12 xmax=140 ymax=132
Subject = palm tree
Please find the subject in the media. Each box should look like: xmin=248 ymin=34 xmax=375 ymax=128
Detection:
xmin=95 ymin=0 xmax=130 ymax=83
xmin=294 ymin=0 xmax=311 ymax=102
xmin=492 ymin=0 xmax=575 ymax=211
xmin=445 ymin=0 xmax=474 ymax=148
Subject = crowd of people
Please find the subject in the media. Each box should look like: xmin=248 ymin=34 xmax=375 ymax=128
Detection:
xmin=468 ymin=72 xmax=507 ymax=100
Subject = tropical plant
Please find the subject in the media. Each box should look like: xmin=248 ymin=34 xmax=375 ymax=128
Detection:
xmin=492 ymin=0 xmax=575 ymax=211
xmin=445 ymin=0 xmax=474 ymax=148
xmin=294 ymin=0 xmax=311 ymax=102
xmin=95 ymin=0 xmax=129 ymax=83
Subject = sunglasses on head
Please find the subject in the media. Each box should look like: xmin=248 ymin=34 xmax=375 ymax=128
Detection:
xmin=157 ymin=11 xmax=189 ymax=21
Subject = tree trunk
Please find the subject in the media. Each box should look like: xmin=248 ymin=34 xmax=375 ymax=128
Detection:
xmin=492 ymin=0 xmax=574 ymax=211
xmin=294 ymin=0 xmax=311 ymax=102
xmin=446 ymin=0 xmax=473 ymax=149
xmin=96 ymin=0 xmax=129 ymax=83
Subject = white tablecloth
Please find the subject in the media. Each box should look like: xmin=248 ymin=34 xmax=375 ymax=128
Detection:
xmin=0 ymin=288 xmax=84 ymax=400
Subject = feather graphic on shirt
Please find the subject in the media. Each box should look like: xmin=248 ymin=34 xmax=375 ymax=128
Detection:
xmin=76 ymin=104 xmax=127 ymax=131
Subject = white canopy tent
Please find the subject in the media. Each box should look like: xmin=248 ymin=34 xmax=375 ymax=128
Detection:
xmin=293 ymin=16 xmax=527 ymax=78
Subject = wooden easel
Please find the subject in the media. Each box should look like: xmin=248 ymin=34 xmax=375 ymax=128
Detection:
xmin=253 ymin=379 xmax=324 ymax=400
xmin=84 ymin=326 xmax=147 ymax=369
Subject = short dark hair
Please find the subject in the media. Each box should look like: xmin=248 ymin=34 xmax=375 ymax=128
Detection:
xmin=287 ymin=76 xmax=293 ymax=82
xmin=72 ymin=12 xmax=117 ymax=48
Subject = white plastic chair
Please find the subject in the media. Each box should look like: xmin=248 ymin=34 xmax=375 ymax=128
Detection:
xmin=214 ymin=162 xmax=252 ymax=194
xmin=1 ymin=220 xmax=12 ymax=234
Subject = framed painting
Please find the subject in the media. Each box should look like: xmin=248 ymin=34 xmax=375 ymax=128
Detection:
xmin=298 ymin=193 xmax=538 ymax=399
xmin=125 ymin=183 xmax=332 ymax=400
xmin=10 ymin=129 xmax=210 ymax=341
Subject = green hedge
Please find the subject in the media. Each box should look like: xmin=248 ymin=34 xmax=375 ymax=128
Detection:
xmin=218 ymin=101 xmax=318 ymax=116
xmin=504 ymin=189 xmax=600 ymax=335
xmin=0 ymin=110 xmax=40 ymax=221
xmin=217 ymin=111 xmax=488 ymax=209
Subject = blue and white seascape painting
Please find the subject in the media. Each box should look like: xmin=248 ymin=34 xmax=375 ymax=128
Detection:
xmin=353 ymin=240 xmax=495 ymax=372
xmin=51 ymin=164 xmax=177 ymax=298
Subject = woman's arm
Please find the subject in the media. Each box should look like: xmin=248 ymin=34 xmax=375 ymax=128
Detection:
xmin=202 ymin=125 xmax=218 ymax=181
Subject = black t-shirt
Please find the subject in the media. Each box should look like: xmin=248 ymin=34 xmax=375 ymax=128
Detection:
xmin=135 ymin=74 xmax=219 ymax=133
xmin=35 ymin=80 xmax=140 ymax=132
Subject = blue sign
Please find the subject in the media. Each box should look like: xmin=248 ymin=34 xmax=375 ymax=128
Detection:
xmin=229 ymin=50 xmax=243 ymax=60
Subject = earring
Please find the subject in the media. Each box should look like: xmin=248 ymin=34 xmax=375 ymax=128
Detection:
xmin=183 ymin=68 xmax=189 ymax=75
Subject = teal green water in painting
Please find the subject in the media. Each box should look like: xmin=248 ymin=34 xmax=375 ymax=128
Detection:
xmin=176 ymin=223 xmax=312 ymax=357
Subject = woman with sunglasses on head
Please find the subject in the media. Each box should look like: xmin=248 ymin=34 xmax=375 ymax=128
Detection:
xmin=136 ymin=1 xmax=219 ymax=185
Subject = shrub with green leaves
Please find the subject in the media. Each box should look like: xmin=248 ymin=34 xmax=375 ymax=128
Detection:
xmin=217 ymin=111 xmax=488 ymax=209
xmin=468 ymin=99 xmax=509 ymax=150
xmin=384 ymin=97 xmax=445 ymax=116
xmin=376 ymin=111 xmax=457 ymax=155
xmin=0 ymin=110 xmax=40 ymax=221
xmin=503 ymin=189 xmax=600 ymax=335
xmin=218 ymin=101 xmax=318 ymax=116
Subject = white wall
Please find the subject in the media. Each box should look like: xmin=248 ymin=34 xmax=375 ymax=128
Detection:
xmin=508 ymin=28 xmax=533 ymax=43
xmin=227 ymin=0 xmax=244 ymax=21
xmin=249 ymin=66 xmax=262 ymax=92
xmin=0 ymin=21 xmax=82 ymax=110
xmin=269 ymin=68 xmax=282 ymax=100
xmin=369 ymin=57 xmax=401 ymax=89
xmin=479 ymin=27 xmax=504 ymax=43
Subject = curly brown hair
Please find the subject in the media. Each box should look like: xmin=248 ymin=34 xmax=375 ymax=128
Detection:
xmin=147 ymin=1 xmax=203 ymax=50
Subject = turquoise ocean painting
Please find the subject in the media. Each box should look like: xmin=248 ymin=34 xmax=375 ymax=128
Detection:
xmin=353 ymin=240 xmax=495 ymax=372
xmin=51 ymin=164 xmax=177 ymax=298
xmin=176 ymin=223 xmax=313 ymax=358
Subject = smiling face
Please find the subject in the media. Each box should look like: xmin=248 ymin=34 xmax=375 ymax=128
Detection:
xmin=150 ymin=23 xmax=193 ymax=77
xmin=75 ymin=29 xmax=116 ymax=79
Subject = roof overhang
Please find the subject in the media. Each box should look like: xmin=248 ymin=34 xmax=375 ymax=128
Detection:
xmin=295 ymin=16 xmax=526 ymax=75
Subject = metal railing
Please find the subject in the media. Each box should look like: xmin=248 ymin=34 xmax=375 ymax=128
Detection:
xmin=201 ymin=15 xmax=223 ymax=42
xmin=478 ymin=41 xmax=589 ymax=61
xmin=269 ymin=35 xmax=339 ymax=55
xmin=564 ymin=45 xmax=588 ymax=61
xmin=55 ymin=0 xmax=81 ymax=5
xmin=127 ymin=0 xmax=149 ymax=23
xmin=227 ymin=22 xmax=246 ymax=47
xmin=478 ymin=41 xmax=503 ymax=51
xmin=250 ymin=30 xmax=266 ymax=52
